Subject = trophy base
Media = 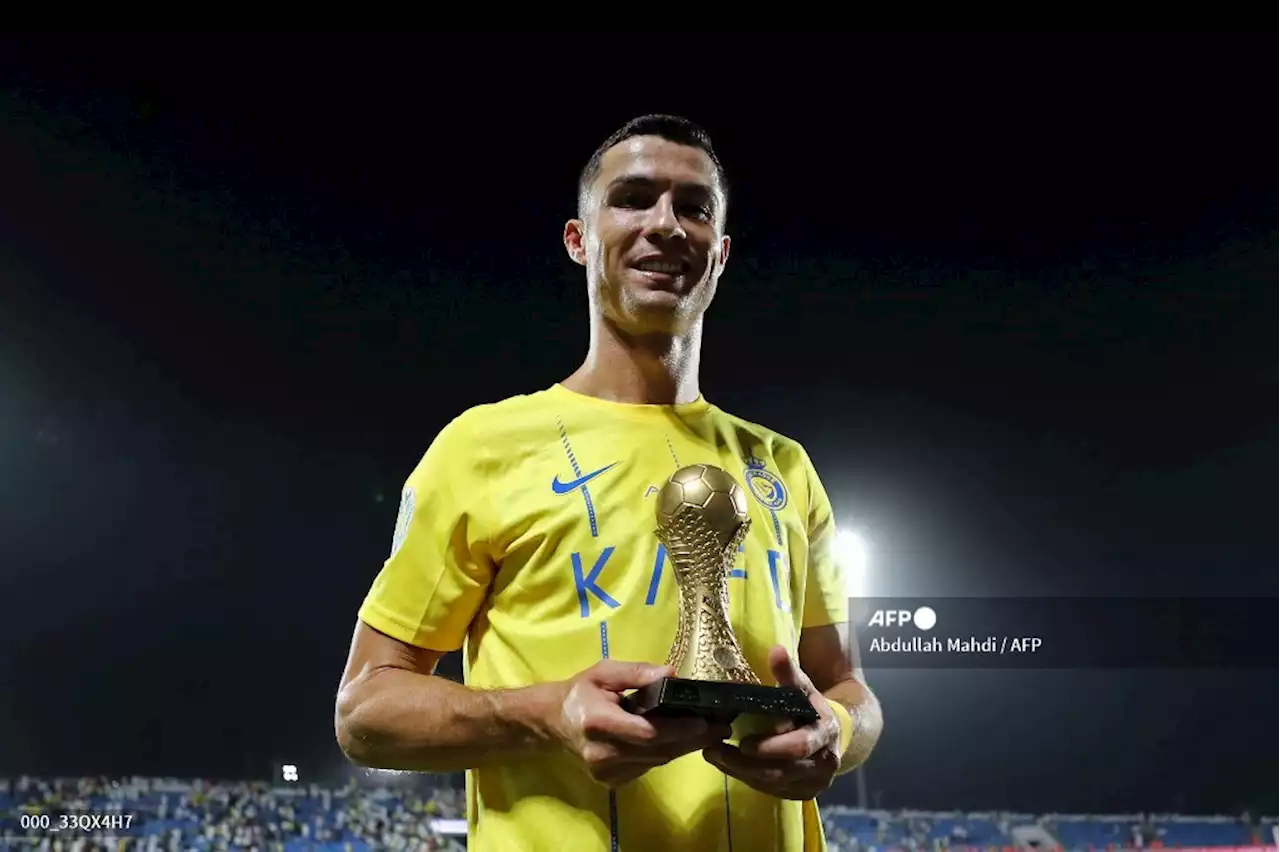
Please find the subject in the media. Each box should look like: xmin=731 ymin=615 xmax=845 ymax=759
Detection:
xmin=621 ymin=677 xmax=818 ymax=726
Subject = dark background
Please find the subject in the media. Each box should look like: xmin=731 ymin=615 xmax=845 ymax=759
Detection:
xmin=0 ymin=34 xmax=1274 ymax=814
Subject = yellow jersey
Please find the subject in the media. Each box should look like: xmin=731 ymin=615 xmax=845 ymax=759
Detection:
xmin=358 ymin=383 xmax=847 ymax=852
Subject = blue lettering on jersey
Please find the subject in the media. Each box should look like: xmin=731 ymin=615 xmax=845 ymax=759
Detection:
xmin=729 ymin=542 xmax=747 ymax=579
xmin=645 ymin=543 xmax=747 ymax=607
xmin=573 ymin=545 xmax=783 ymax=617
xmin=644 ymin=544 xmax=667 ymax=606
xmin=572 ymin=549 xmax=621 ymax=617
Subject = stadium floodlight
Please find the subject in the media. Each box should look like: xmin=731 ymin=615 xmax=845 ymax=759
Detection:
xmin=835 ymin=528 xmax=869 ymax=599
xmin=281 ymin=764 xmax=299 ymax=782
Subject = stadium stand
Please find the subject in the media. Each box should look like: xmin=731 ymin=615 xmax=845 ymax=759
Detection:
xmin=819 ymin=807 xmax=1276 ymax=852
xmin=0 ymin=777 xmax=465 ymax=851
xmin=1 ymin=777 xmax=1274 ymax=851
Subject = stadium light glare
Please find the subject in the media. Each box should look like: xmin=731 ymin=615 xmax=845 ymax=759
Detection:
xmin=282 ymin=764 xmax=299 ymax=782
xmin=835 ymin=528 xmax=869 ymax=599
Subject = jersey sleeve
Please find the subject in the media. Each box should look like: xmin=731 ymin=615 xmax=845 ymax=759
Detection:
xmin=358 ymin=413 xmax=497 ymax=652
xmin=799 ymin=446 xmax=848 ymax=628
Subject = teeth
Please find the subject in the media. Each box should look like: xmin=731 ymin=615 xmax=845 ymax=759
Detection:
xmin=635 ymin=260 xmax=682 ymax=274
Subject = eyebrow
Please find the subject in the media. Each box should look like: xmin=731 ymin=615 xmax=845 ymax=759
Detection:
xmin=604 ymin=174 xmax=716 ymax=200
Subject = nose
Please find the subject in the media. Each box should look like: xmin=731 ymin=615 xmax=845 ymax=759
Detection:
xmin=643 ymin=193 xmax=687 ymax=242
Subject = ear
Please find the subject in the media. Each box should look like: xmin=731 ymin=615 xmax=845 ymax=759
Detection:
xmin=563 ymin=219 xmax=588 ymax=267
xmin=719 ymin=234 xmax=731 ymax=269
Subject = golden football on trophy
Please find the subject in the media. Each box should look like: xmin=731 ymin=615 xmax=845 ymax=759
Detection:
xmin=656 ymin=464 xmax=752 ymax=551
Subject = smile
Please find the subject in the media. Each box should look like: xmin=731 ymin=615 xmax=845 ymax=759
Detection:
xmin=632 ymin=259 xmax=688 ymax=275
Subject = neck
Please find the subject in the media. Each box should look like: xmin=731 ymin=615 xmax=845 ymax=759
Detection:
xmin=563 ymin=315 xmax=703 ymax=405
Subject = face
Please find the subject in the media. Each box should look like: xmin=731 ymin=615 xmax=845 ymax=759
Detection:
xmin=565 ymin=135 xmax=731 ymax=337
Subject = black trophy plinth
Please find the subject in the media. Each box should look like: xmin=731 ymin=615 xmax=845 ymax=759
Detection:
xmin=621 ymin=677 xmax=818 ymax=725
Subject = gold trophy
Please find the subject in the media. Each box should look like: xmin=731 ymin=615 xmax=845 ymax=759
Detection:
xmin=621 ymin=464 xmax=817 ymax=729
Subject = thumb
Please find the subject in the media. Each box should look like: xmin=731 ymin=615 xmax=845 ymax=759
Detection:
xmin=589 ymin=660 xmax=673 ymax=692
xmin=768 ymin=645 xmax=812 ymax=694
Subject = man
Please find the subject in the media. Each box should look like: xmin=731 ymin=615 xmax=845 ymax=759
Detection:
xmin=335 ymin=114 xmax=883 ymax=851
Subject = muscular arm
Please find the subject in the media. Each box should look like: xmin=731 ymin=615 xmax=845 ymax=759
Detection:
xmin=334 ymin=620 xmax=562 ymax=772
xmin=798 ymin=622 xmax=883 ymax=774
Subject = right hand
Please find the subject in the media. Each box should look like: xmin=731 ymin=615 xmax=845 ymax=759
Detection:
xmin=553 ymin=660 xmax=731 ymax=788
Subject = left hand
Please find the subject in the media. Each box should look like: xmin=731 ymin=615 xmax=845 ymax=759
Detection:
xmin=703 ymin=645 xmax=843 ymax=800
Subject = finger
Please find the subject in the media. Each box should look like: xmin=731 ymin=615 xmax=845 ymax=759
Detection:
xmin=586 ymin=704 xmax=671 ymax=746
xmin=704 ymin=743 xmax=791 ymax=783
xmin=773 ymin=752 xmax=841 ymax=801
xmin=767 ymin=645 xmax=813 ymax=694
xmin=589 ymin=661 xmax=674 ymax=693
xmin=740 ymin=726 xmax=822 ymax=761
xmin=597 ymin=764 xmax=650 ymax=789
xmin=766 ymin=717 xmax=798 ymax=736
xmin=615 ymin=733 xmax=719 ymax=766
xmin=611 ymin=717 xmax=726 ymax=763
xmin=705 ymin=744 xmax=833 ymax=796
xmin=706 ymin=719 xmax=735 ymax=742
xmin=595 ymin=708 xmax=721 ymax=748
xmin=644 ymin=715 xmax=712 ymax=744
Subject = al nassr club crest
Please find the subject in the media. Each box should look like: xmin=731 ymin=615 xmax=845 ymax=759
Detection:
xmin=743 ymin=455 xmax=787 ymax=512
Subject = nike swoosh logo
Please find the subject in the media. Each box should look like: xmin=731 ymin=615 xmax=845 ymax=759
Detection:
xmin=552 ymin=462 xmax=619 ymax=495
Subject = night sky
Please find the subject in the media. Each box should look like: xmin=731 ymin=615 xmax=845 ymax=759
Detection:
xmin=0 ymin=34 xmax=1274 ymax=815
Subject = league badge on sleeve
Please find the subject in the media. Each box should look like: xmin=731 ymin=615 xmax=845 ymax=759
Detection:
xmin=390 ymin=486 xmax=415 ymax=558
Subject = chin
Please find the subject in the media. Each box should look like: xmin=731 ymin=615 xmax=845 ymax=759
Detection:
xmin=621 ymin=302 xmax=700 ymax=337
xmin=596 ymin=276 xmax=710 ymax=336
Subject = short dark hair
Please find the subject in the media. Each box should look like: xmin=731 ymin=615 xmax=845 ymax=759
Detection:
xmin=577 ymin=114 xmax=728 ymax=220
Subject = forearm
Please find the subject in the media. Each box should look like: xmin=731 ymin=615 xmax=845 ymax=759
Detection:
xmin=824 ymin=678 xmax=883 ymax=775
xmin=336 ymin=666 xmax=564 ymax=773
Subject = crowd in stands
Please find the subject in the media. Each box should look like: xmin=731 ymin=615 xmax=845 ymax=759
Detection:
xmin=0 ymin=776 xmax=465 ymax=851
xmin=819 ymin=808 xmax=1274 ymax=852
xmin=1 ymin=776 xmax=1273 ymax=852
